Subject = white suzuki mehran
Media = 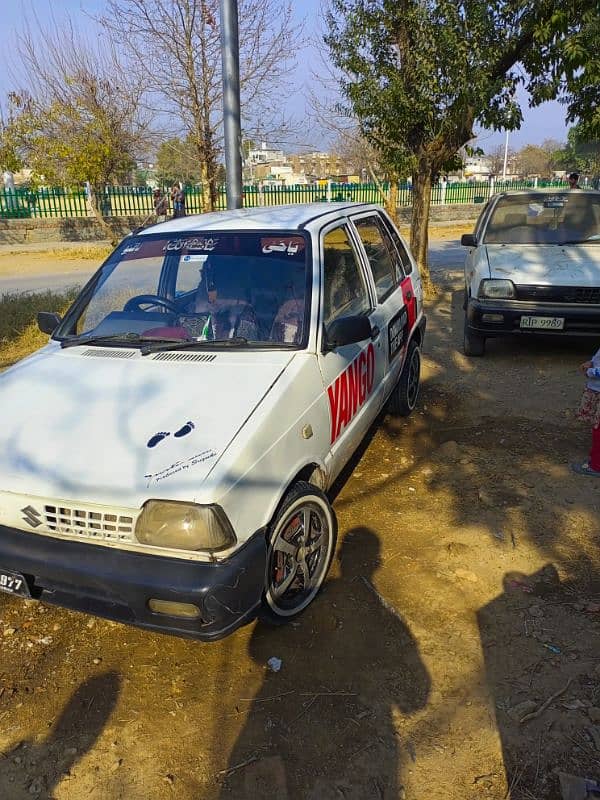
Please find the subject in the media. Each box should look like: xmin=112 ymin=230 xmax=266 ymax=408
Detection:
xmin=0 ymin=203 xmax=425 ymax=639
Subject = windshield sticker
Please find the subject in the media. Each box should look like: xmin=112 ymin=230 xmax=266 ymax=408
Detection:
xmin=327 ymin=343 xmax=375 ymax=444
xmin=527 ymin=203 xmax=544 ymax=217
xmin=144 ymin=449 xmax=217 ymax=486
xmin=182 ymin=254 xmax=209 ymax=263
xmin=261 ymin=236 xmax=305 ymax=256
xmin=163 ymin=237 xmax=219 ymax=252
xmin=122 ymin=242 xmax=142 ymax=254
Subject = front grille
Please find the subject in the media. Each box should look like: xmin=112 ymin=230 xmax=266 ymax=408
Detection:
xmin=43 ymin=504 xmax=135 ymax=542
xmin=515 ymin=285 xmax=600 ymax=304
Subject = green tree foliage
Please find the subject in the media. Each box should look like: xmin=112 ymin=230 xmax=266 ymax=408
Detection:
xmin=155 ymin=138 xmax=202 ymax=187
xmin=0 ymin=95 xmax=25 ymax=173
xmin=12 ymin=19 xmax=150 ymax=189
xmin=554 ymin=124 xmax=600 ymax=178
xmin=325 ymin=0 xmax=600 ymax=287
xmin=515 ymin=144 xmax=552 ymax=177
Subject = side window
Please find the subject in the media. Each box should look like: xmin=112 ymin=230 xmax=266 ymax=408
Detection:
xmin=323 ymin=225 xmax=371 ymax=326
xmin=354 ymin=216 xmax=397 ymax=301
xmin=380 ymin=215 xmax=413 ymax=275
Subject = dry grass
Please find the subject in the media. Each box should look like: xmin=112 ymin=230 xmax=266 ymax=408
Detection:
xmin=0 ymin=288 xmax=79 ymax=370
xmin=44 ymin=244 xmax=112 ymax=260
xmin=0 ymin=244 xmax=112 ymax=261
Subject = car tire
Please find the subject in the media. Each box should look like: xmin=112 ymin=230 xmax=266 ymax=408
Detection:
xmin=388 ymin=339 xmax=421 ymax=417
xmin=261 ymin=481 xmax=337 ymax=622
xmin=463 ymin=317 xmax=485 ymax=357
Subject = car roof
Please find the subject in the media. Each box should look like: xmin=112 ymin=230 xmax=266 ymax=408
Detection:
xmin=495 ymin=189 xmax=600 ymax=199
xmin=138 ymin=202 xmax=377 ymax=235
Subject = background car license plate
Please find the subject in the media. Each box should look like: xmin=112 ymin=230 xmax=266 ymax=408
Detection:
xmin=0 ymin=569 xmax=31 ymax=597
xmin=520 ymin=316 xmax=564 ymax=330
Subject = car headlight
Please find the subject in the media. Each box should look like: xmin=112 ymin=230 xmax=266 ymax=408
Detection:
xmin=478 ymin=279 xmax=516 ymax=299
xmin=135 ymin=500 xmax=236 ymax=552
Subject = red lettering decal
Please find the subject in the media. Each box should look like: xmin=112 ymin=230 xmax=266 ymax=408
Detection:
xmin=336 ymin=371 xmax=349 ymax=439
xmin=366 ymin=343 xmax=375 ymax=395
xmin=358 ymin=352 xmax=367 ymax=404
xmin=401 ymin=277 xmax=417 ymax=330
xmin=347 ymin=360 xmax=359 ymax=420
xmin=327 ymin=379 xmax=340 ymax=444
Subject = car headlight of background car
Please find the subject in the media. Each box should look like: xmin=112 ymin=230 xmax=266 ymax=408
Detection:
xmin=478 ymin=279 xmax=516 ymax=300
xmin=135 ymin=500 xmax=236 ymax=552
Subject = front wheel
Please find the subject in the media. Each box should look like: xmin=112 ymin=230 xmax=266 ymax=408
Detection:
xmin=388 ymin=340 xmax=421 ymax=417
xmin=463 ymin=317 xmax=485 ymax=356
xmin=262 ymin=481 xmax=337 ymax=622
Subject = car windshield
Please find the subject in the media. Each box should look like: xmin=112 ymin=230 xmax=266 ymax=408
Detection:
xmin=61 ymin=230 xmax=310 ymax=347
xmin=483 ymin=193 xmax=600 ymax=245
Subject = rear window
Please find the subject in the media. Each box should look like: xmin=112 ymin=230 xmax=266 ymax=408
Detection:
xmin=484 ymin=193 xmax=600 ymax=245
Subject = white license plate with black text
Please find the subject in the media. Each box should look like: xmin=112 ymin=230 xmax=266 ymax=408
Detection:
xmin=0 ymin=569 xmax=31 ymax=597
xmin=520 ymin=316 xmax=564 ymax=330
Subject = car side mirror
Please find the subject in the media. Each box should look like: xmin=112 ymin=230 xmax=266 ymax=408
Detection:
xmin=37 ymin=312 xmax=62 ymax=335
xmin=461 ymin=233 xmax=478 ymax=247
xmin=324 ymin=315 xmax=372 ymax=351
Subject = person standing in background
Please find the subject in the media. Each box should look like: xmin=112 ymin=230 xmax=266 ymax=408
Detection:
xmin=171 ymin=184 xmax=186 ymax=218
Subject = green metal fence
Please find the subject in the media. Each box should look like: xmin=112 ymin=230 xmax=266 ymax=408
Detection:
xmin=0 ymin=178 xmax=573 ymax=220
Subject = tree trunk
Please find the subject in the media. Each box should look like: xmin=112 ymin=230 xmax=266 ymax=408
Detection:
xmin=385 ymin=177 xmax=398 ymax=220
xmin=89 ymin=185 xmax=120 ymax=247
xmin=410 ymin=166 xmax=436 ymax=297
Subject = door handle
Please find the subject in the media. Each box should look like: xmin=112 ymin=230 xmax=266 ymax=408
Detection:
xmin=370 ymin=325 xmax=380 ymax=340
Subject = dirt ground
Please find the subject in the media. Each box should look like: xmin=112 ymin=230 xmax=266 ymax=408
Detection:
xmin=0 ymin=251 xmax=599 ymax=799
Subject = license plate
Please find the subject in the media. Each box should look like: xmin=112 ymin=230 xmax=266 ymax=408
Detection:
xmin=0 ymin=569 xmax=31 ymax=597
xmin=520 ymin=316 xmax=564 ymax=330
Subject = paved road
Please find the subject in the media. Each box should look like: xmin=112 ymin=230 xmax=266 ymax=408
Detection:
xmin=0 ymin=240 xmax=465 ymax=296
xmin=0 ymin=270 xmax=94 ymax=295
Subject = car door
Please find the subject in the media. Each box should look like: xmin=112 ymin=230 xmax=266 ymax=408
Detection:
xmin=317 ymin=221 xmax=384 ymax=477
xmin=378 ymin=212 xmax=424 ymax=334
xmin=350 ymin=211 xmax=410 ymax=400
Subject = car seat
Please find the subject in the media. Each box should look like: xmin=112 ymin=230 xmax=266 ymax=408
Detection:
xmin=270 ymin=298 xmax=304 ymax=344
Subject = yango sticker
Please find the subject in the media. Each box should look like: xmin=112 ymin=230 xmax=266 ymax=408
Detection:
xmin=327 ymin=343 xmax=375 ymax=444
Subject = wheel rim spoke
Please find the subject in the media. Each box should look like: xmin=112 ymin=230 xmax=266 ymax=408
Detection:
xmin=272 ymin=562 xmax=299 ymax=598
xmin=274 ymin=537 xmax=297 ymax=557
xmin=305 ymin=532 xmax=324 ymax=555
xmin=297 ymin=556 xmax=311 ymax=587
xmin=302 ymin=508 xmax=311 ymax=540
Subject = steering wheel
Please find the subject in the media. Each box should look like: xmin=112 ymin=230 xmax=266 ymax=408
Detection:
xmin=123 ymin=294 xmax=180 ymax=313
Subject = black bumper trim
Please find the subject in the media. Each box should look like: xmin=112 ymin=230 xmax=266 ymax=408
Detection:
xmin=0 ymin=525 xmax=267 ymax=641
xmin=467 ymin=298 xmax=600 ymax=337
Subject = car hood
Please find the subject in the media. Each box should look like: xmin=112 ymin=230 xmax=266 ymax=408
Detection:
xmin=0 ymin=344 xmax=294 ymax=507
xmin=485 ymin=243 xmax=600 ymax=286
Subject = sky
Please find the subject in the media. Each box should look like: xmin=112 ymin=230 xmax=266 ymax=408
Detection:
xmin=1 ymin=0 xmax=572 ymax=155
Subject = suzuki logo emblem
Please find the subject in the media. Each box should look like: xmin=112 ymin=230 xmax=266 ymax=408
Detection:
xmin=20 ymin=505 xmax=42 ymax=528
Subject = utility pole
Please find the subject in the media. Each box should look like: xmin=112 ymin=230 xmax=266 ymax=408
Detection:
xmin=220 ymin=0 xmax=243 ymax=209
xmin=502 ymin=130 xmax=509 ymax=181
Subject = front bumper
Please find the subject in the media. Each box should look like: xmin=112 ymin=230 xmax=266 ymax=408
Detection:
xmin=466 ymin=298 xmax=600 ymax=337
xmin=0 ymin=525 xmax=267 ymax=641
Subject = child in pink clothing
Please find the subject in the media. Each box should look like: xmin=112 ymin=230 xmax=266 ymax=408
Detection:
xmin=573 ymin=346 xmax=600 ymax=476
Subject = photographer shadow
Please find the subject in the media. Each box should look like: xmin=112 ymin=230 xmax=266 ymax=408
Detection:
xmin=0 ymin=671 xmax=121 ymax=799
xmin=218 ymin=527 xmax=431 ymax=799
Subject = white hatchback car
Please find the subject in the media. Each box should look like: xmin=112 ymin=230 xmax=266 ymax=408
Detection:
xmin=462 ymin=189 xmax=600 ymax=355
xmin=0 ymin=203 xmax=425 ymax=640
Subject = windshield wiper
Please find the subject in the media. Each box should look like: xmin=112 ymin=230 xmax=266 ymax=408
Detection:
xmin=60 ymin=332 xmax=188 ymax=349
xmin=140 ymin=336 xmax=249 ymax=355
